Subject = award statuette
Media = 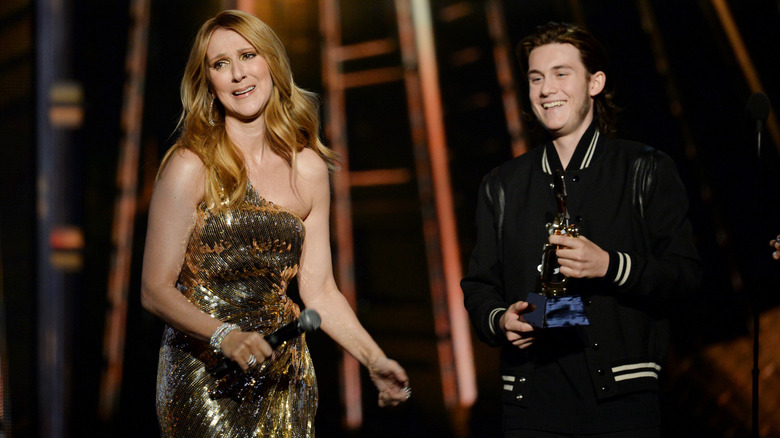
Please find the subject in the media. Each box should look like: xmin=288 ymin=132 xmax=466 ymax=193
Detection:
xmin=525 ymin=169 xmax=591 ymax=328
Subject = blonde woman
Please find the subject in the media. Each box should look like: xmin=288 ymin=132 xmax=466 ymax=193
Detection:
xmin=141 ymin=10 xmax=409 ymax=437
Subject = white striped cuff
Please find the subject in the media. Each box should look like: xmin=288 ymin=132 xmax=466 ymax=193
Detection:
xmin=489 ymin=307 xmax=507 ymax=335
xmin=613 ymin=251 xmax=632 ymax=286
xmin=612 ymin=362 xmax=661 ymax=382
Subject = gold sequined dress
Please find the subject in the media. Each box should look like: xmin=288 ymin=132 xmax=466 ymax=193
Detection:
xmin=156 ymin=185 xmax=317 ymax=437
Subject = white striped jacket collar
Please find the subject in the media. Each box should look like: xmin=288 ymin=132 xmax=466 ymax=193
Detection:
xmin=541 ymin=127 xmax=601 ymax=175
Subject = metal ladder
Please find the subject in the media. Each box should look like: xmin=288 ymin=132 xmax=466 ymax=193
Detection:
xmin=319 ymin=0 xmax=479 ymax=430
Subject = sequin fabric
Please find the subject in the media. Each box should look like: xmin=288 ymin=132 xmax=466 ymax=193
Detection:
xmin=156 ymin=185 xmax=317 ymax=437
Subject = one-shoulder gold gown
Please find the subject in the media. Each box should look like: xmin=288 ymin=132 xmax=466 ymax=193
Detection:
xmin=156 ymin=186 xmax=317 ymax=437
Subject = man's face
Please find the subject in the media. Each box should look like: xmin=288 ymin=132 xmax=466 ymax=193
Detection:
xmin=527 ymin=43 xmax=604 ymax=141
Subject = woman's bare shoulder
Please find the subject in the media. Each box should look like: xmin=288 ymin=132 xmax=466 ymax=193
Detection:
xmin=295 ymin=147 xmax=330 ymax=183
xmin=159 ymin=147 xmax=206 ymax=180
xmin=156 ymin=147 xmax=207 ymax=200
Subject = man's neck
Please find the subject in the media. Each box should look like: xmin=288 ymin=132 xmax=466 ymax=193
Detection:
xmin=550 ymin=118 xmax=593 ymax=170
xmin=552 ymin=138 xmax=577 ymax=170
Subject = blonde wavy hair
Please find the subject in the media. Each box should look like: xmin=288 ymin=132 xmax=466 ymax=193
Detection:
xmin=158 ymin=9 xmax=338 ymax=209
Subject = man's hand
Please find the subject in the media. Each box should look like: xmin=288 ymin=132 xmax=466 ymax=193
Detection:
xmin=499 ymin=301 xmax=536 ymax=349
xmin=770 ymin=234 xmax=780 ymax=260
xmin=549 ymin=234 xmax=609 ymax=278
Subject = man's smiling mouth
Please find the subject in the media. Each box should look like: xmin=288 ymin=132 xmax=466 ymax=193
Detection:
xmin=542 ymin=101 xmax=565 ymax=109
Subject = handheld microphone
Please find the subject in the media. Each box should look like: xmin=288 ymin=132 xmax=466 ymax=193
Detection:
xmin=746 ymin=92 xmax=770 ymax=133
xmin=266 ymin=308 xmax=322 ymax=348
xmin=208 ymin=309 xmax=321 ymax=378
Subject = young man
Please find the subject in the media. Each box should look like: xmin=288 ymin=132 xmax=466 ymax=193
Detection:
xmin=461 ymin=22 xmax=701 ymax=437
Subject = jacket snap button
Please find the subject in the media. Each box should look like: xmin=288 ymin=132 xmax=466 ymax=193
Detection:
xmin=571 ymin=175 xmax=580 ymax=182
xmin=518 ymin=377 xmax=526 ymax=383
xmin=592 ymin=342 xmax=600 ymax=351
xmin=601 ymin=385 xmax=610 ymax=392
xmin=597 ymin=369 xmax=605 ymax=376
xmin=516 ymin=394 xmax=523 ymax=400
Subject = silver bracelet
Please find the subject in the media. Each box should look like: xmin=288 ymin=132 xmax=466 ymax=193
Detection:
xmin=210 ymin=323 xmax=240 ymax=353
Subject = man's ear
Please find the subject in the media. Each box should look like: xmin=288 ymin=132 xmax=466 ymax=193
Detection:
xmin=589 ymin=71 xmax=606 ymax=96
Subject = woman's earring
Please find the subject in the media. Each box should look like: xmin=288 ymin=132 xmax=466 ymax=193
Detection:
xmin=208 ymin=96 xmax=216 ymax=126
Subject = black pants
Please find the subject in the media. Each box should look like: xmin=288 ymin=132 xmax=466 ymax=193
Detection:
xmin=504 ymin=428 xmax=660 ymax=438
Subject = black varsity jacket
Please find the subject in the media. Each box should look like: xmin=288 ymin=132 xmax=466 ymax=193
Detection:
xmin=461 ymin=123 xmax=702 ymax=405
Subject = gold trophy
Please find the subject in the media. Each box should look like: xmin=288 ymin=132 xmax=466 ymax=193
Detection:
xmin=525 ymin=169 xmax=590 ymax=328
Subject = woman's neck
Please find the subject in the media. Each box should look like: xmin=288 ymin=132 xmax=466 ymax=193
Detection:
xmin=225 ymin=116 xmax=268 ymax=160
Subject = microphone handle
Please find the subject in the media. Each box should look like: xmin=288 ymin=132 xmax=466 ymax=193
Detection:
xmin=265 ymin=319 xmax=303 ymax=349
xmin=209 ymin=319 xmax=302 ymax=378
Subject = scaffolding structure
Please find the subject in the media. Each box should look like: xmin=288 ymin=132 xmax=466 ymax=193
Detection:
xmin=98 ymin=0 xmax=151 ymax=421
xmin=319 ymin=0 xmax=484 ymax=429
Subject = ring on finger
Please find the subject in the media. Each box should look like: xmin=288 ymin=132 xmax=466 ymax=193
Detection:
xmin=246 ymin=354 xmax=257 ymax=367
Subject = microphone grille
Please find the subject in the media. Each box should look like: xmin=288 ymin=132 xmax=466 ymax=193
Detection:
xmin=299 ymin=309 xmax=322 ymax=332
xmin=746 ymin=92 xmax=770 ymax=122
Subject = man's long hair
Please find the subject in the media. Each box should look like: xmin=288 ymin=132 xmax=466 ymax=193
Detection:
xmin=516 ymin=22 xmax=619 ymax=137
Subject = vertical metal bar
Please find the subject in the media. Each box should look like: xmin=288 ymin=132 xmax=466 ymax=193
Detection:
xmin=36 ymin=1 xmax=69 ymax=435
xmin=568 ymin=0 xmax=587 ymax=26
xmin=394 ymin=0 xmax=457 ymax=408
xmin=235 ymin=0 xmax=254 ymax=14
xmin=406 ymin=0 xmax=477 ymax=409
xmin=485 ymin=0 xmax=528 ymax=157
xmin=97 ymin=0 xmax=150 ymax=420
xmin=319 ymin=0 xmax=363 ymax=429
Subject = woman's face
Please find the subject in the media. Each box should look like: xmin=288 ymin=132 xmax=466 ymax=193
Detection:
xmin=206 ymin=28 xmax=273 ymax=123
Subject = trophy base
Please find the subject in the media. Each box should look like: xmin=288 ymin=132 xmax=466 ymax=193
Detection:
xmin=524 ymin=293 xmax=590 ymax=328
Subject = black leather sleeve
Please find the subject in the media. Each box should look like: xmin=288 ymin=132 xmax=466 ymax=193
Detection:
xmin=461 ymin=168 xmax=510 ymax=346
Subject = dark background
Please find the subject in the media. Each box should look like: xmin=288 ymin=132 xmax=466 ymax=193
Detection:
xmin=1 ymin=0 xmax=779 ymax=436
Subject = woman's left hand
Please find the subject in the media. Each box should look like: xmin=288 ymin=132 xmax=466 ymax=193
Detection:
xmin=369 ymin=357 xmax=411 ymax=407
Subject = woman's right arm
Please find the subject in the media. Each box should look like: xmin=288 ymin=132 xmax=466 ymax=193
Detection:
xmin=140 ymin=149 xmax=271 ymax=370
